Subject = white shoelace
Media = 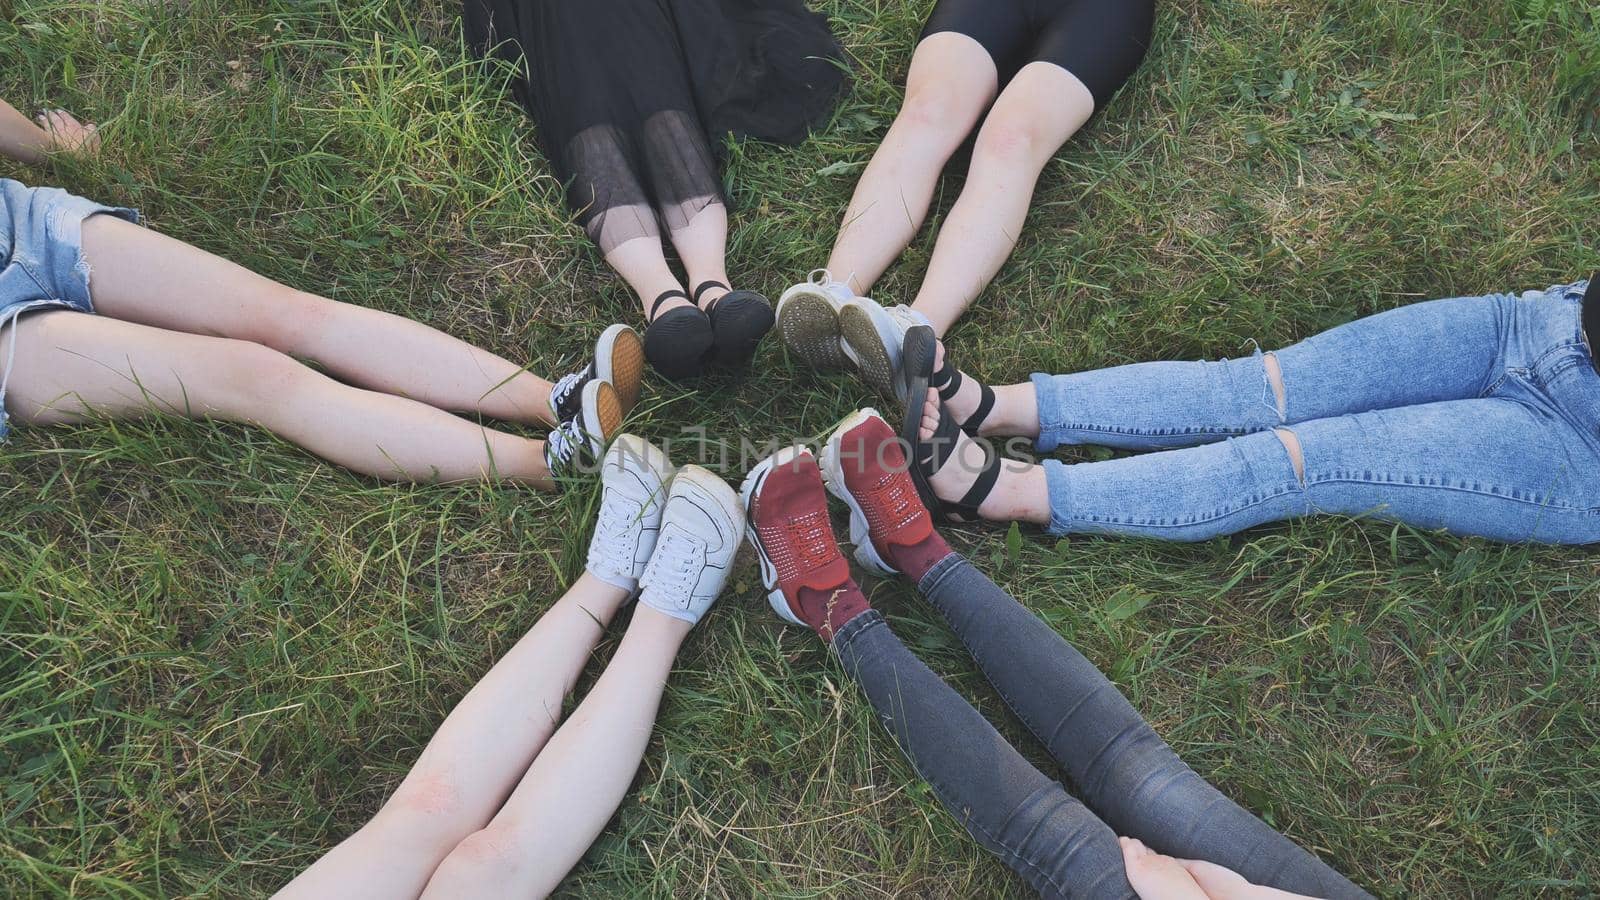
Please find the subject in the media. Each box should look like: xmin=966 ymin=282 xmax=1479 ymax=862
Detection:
xmin=645 ymin=530 xmax=702 ymax=600
xmin=591 ymin=486 xmax=649 ymax=574
xmin=545 ymin=420 xmax=589 ymax=468
xmin=549 ymin=368 xmax=588 ymax=416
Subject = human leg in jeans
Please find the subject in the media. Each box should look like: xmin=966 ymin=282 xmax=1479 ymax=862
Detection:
xmin=916 ymin=553 xmax=1367 ymax=898
xmin=827 ymin=410 xmax=1371 ymax=897
xmin=742 ymin=414 xmax=1368 ymax=898
xmin=913 ymin=284 xmax=1600 ymax=543
xmin=743 ymin=444 xmax=1134 ymax=899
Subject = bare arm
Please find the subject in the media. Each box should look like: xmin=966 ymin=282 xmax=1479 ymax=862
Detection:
xmin=0 ymin=97 xmax=100 ymax=164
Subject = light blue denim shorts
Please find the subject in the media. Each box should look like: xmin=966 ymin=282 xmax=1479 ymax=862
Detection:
xmin=0 ymin=178 xmax=141 ymax=440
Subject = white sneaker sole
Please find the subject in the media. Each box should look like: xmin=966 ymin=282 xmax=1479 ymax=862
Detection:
xmin=819 ymin=408 xmax=898 ymax=578
xmin=739 ymin=446 xmax=812 ymax=627
xmin=839 ymin=299 xmax=903 ymax=401
xmin=777 ymin=283 xmax=850 ymax=371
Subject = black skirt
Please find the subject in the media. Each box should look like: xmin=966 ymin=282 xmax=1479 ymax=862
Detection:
xmin=464 ymin=0 xmax=846 ymax=253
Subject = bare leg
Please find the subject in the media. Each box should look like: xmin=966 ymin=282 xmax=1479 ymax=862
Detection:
xmin=3 ymin=312 xmax=552 ymax=486
xmin=666 ymin=202 xmax=732 ymax=307
xmin=909 ymin=62 xmax=1096 ymax=334
xmin=77 ymin=216 xmax=557 ymax=426
xmin=823 ymin=33 xmax=997 ymax=296
xmin=419 ymin=606 xmax=693 ymax=898
xmin=275 ymin=574 xmax=630 ymax=899
xmin=602 ymin=234 xmax=694 ymax=319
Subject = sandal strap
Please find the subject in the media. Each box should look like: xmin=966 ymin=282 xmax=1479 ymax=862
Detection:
xmin=932 ymin=359 xmax=995 ymax=436
xmin=961 ymin=383 xmax=996 ymax=436
xmin=650 ymin=289 xmax=690 ymax=319
xmin=946 ymin=445 xmax=1002 ymax=522
xmin=916 ymin=398 xmax=965 ymax=475
xmin=692 ymin=280 xmax=730 ymax=305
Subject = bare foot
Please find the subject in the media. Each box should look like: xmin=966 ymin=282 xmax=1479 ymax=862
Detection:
xmin=1120 ymin=837 xmax=1210 ymax=899
xmin=933 ymin=341 xmax=988 ymax=431
xmin=918 ymin=387 xmax=986 ymax=503
xmin=35 ymin=109 xmax=100 ymax=157
xmin=1180 ymin=858 xmax=1317 ymax=900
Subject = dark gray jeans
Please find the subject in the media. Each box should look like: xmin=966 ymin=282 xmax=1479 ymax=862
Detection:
xmin=833 ymin=554 xmax=1370 ymax=899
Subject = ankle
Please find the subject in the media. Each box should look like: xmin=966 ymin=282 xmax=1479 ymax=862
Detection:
xmin=692 ymin=277 xmax=731 ymax=308
xmin=884 ymin=531 xmax=952 ymax=583
xmin=991 ymin=383 xmax=1039 ymax=437
xmin=800 ymin=581 xmax=872 ymax=643
xmin=977 ymin=463 xmax=1050 ymax=525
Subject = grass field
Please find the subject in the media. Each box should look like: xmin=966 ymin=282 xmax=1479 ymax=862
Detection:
xmin=3 ymin=0 xmax=1599 ymax=896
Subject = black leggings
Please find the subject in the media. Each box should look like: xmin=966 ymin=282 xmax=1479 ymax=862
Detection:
xmin=833 ymin=554 xmax=1370 ymax=899
xmin=923 ymin=0 xmax=1155 ymax=107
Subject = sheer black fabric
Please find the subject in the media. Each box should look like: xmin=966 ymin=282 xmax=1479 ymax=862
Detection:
xmin=464 ymin=0 xmax=845 ymax=254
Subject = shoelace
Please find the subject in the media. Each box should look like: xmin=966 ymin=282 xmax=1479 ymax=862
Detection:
xmin=592 ymin=486 xmax=651 ymax=572
xmin=787 ymin=509 xmax=837 ymax=570
xmin=867 ymin=472 xmax=923 ymax=532
xmin=646 ymin=530 xmax=702 ymax=599
xmin=545 ymin=420 xmax=594 ymax=470
xmin=549 ymin=366 xmax=591 ymax=417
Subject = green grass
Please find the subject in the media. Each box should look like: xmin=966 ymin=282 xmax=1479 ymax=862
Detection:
xmin=3 ymin=0 xmax=1599 ymax=896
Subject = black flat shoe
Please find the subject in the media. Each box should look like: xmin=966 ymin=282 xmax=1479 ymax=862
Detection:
xmin=694 ymin=280 xmax=774 ymax=368
xmin=644 ymin=290 xmax=714 ymax=381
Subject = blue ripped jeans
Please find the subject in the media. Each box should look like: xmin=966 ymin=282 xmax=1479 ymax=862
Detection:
xmin=1032 ymin=282 xmax=1600 ymax=543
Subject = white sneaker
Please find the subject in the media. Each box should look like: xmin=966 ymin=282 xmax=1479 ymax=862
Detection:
xmin=839 ymin=300 xmax=932 ymax=402
xmin=586 ymin=434 xmax=674 ymax=591
xmin=777 ymin=269 xmax=857 ymax=372
xmin=638 ymin=465 xmax=745 ymax=625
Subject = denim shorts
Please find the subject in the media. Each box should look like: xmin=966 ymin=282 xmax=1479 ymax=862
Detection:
xmin=0 ymin=178 xmax=141 ymax=440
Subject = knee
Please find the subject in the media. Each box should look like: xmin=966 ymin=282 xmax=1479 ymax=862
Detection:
xmin=433 ymin=821 xmax=527 ymax=883
xmin=1273 ymin=427 xmax=1305 ymax=484
xmin=369 ymin=772 xmax=483 ymax=854
xmin=896 ymin=84 xmax=983 ymax=145
xmin=213 ymin=339 xmax=314 ymax=406
xmin=1262 ymin=351 xmax=1287 ymax=419
xmin=245 ymin=287 xmax=342 ymax=351
xmin=972 ymin=117 xmax=1051 ymax=166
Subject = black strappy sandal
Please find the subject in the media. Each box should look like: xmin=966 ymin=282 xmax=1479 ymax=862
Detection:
xmin=644 ymin=289 xmax=714 ymax=381
xmin=694 ymin=280 xmax=774 ymax=368
xmin=930 ymin=348 xmax=996 ymax=437
xmin=900 ymin=329 xmax=1002 ymax=523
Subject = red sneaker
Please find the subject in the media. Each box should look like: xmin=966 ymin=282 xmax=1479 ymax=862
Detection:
xmin=820 ymin=408 xmax=935 ymax=576
xmin=740 ymin=446 xmax=865 ymax=639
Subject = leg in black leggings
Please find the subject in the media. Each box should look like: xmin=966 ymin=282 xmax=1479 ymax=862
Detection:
xmin=916 ymin=553 xmax=1371 ymax=900
xmin=833 ymin=610 xmax=1136 ymax=899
